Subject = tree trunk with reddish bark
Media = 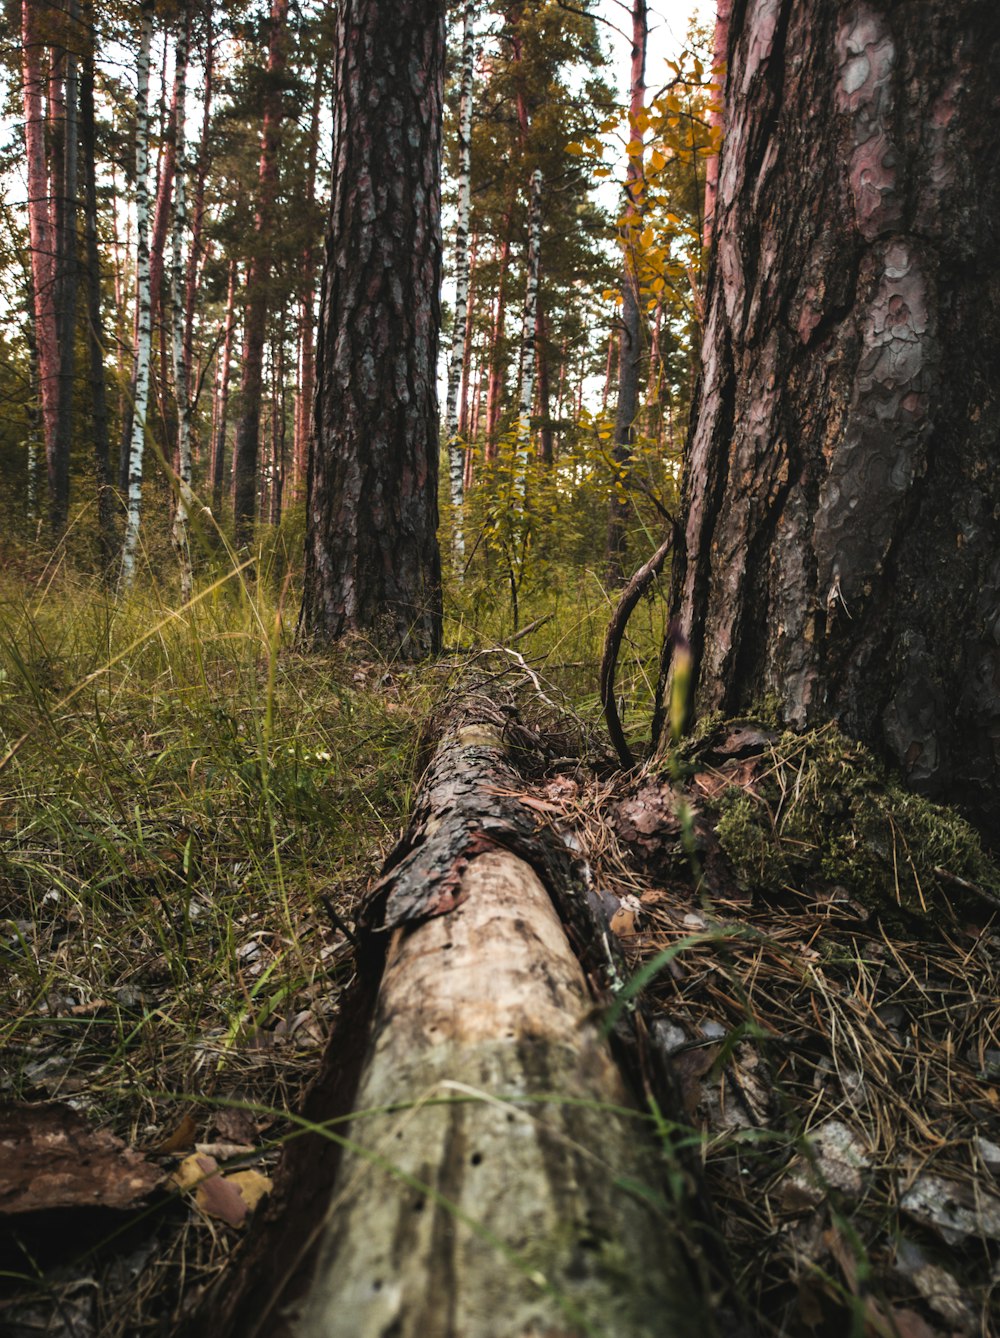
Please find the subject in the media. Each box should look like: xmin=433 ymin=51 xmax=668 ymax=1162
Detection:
xmin=231 ymin=0 xmax=288 ymax=543
xmin=21 ymin=1 xmax=60 ymax=525
xmin=299 ymin=0 xmax=444 ymax=659
xmin=661 ymin=0 xmax=1000 ymax=840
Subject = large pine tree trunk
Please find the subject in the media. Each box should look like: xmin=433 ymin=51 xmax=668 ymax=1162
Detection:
xmin=662 ymin=0 xmax=1000 ymax=838
xmin=300 ymin=0 xmax=444 ymax=659
xmin=231 ymin=0 xmax=288 ymax=545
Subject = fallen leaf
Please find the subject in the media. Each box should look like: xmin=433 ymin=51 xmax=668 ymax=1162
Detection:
xmin=154 ymin=1113 xmax=197 ymax=1154
xmin=226 ymin=1169 xmax=273 ymax=1212
xmin=171 ymin=1153 xmax=272 ymax=1228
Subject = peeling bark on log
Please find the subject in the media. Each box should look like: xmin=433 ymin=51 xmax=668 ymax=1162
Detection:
xmin=200 ymin=699 xmax=715 ymax=1338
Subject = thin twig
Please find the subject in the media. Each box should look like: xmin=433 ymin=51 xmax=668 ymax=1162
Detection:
xmin=600 ymin=527 xmax=675 ymax=769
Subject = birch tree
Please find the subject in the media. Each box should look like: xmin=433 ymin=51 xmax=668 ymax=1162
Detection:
xmin=169 ymin=15 xmax=194 ymax=602
xmin=513 ymin=167 xmax=542 ymax=503
xmin=443 ymin=0 xmax=476 ymax=560
xmin=120 ymin=3 xmax=155 ymax=587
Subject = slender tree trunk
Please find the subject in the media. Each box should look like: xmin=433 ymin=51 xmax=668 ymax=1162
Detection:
xmin=21 ymin=0 xmax=60 ymax=522
xmin=169 ymin=15 xmax=194 ymax=602
xmin=24 ymin=280 xmax=41 ymax=524
xmin=293 ymin=54 xmax=324 ymax=505
xmin=80 ymin=8 xmax=114 ymax=566
xmin=149 ymin=38 xmax=178 ymax=349
xmin=211 ymin=261 xmax=237 ymax=516
xmin=535 ymin=298 xmax=553 ymax=464
xmin=600 ymin=325 xmax=614 ymax=411
xmin=444 ymin=0 xmax=476 ymax=560
xmin=183 ymin=6 xmax=212 ymax=398
xmin=300 ymin=0 xmax=444 ymax=659
xmin=51 ymin=4 xmax=80 ymax=534
xmin=607 ymin=0 xmax=647 ymax=585
xmin=270 ymin=330 xmax=286 ymax=525
xmin=120 ymin=4 xmax=155 ymax=587
xmin=513 ymin=168 xmax=542 ymax=500
xmin=483 ymin=226 xmax=512 ymax=461
xmin=661 ymin=0 xmax=1000 ymax=842
xmin=231 ymin=0 xmax=288 ymax=545
xmin=458 ymin=233 xmax=478 ymax=443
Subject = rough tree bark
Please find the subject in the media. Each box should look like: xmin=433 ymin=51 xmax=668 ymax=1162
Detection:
xmin=231 ymin=0 xmax=288 ymax=544
xmin=661 ymin=0 xmax=1000 ymax=838
xmin=606 ymin=0 xmax=647 ymax=586
xmin=300 ymin=0 xmax=444 ymax=659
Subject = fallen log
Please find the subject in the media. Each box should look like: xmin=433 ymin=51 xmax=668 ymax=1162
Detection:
xmin=203 ymin=694 xmax=715 ymax=1338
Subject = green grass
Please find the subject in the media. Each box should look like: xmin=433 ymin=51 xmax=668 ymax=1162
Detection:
xmin=0 ymin=531 xmax=672 ymax=1132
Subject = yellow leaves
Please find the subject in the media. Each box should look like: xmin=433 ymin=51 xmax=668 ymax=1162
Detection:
xmin=640 ymin=225 xmax=655 ymax=251
xmin=172 ymin=1152 xmax=273 ymax=1229
xmin=626 ymin=137 xmax=644 ymax=159
xmin=649 ymin=148 xmax=666 ymax=173
xmin=565 ymin=141 xmax=584 ymax=155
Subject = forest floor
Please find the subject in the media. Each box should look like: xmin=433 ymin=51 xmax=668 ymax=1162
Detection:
xmin=1 ymin=546 xmax=998 ymax=1336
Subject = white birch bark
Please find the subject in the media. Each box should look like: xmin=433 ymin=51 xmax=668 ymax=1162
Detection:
xmin=120 ymin=3 xmax=155 ymax=588
xmin=513 ymin=167 xmax=542 ymax=504
xmin=169 ymin=18 xmax=193 ymax=603
xmin=444 ymin=0 xmax=476 ymax=561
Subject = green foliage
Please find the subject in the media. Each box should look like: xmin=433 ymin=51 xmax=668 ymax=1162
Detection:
xmin=0 ymin=557 xmax=432 ymax=1122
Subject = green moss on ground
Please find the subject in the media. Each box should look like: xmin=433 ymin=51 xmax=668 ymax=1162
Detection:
xmin=705 ymin=721 xmax=1000 ymax=921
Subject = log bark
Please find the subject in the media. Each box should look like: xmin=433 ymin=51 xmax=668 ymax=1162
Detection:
xmin=200 ymin=698 xmax=714 ymax=1338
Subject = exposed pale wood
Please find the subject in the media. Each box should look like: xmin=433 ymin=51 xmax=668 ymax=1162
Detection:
xmin=290 ymin=845 xmax=694 ymax=1338
xmin=283 ymin=715 xmax=699 ymax=1338
xmin=201 ymin=701 xmax=711 ymax=1338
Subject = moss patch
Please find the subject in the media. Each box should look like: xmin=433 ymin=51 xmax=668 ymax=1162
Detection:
xmin=702 ymin=721 xmax=1000 ymax=921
